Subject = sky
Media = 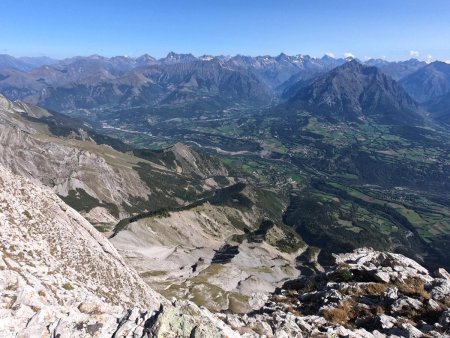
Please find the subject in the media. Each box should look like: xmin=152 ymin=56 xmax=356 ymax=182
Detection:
xmin=0 ymin=0 xmax=449 ymax=61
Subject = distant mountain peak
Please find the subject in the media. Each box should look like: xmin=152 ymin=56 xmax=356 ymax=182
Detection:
xmin=275 ymin=53 xmax=291 ymax=62
xmin=400 ymin=61 xmax=450 ymax=102
xmin=199 ymin=55 xmax=215 ymax=61
xmin=290 ymin=61 xmax=422 ymax=125
xmin=162 ymin=52 xmax=197 ymax=63
xmin=341 ymin=58 xmax=363 ymax=68
xmin=135 ymin=53 xmax=157 ymax=66
xmin=321 ymin=54 xmax=335 ymax=60
xmin=86 ymin=54 xmax=107 ymax=61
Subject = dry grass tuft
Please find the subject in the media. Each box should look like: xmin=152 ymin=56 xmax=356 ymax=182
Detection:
xmin=322 ymin=300 xmax=354 ymax=324
xmin=364 ymin=283 xmax=390 ymax=296
xmin=397 ymin=277 xmax=430 ymax=300
xmin=371 ymin=305 xmax=385 ymax=315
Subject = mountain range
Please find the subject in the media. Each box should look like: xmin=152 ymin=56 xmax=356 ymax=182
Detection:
xmin=0 ymin=54 xmax=58 ymax=71
xmin=1 ymin=52 xmax=449 ymax=127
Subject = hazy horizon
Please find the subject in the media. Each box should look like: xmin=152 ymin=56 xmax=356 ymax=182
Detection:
xmin=1 ymin=51 xmax=449 ymax=64
xmin=1 ymin=0 xmax=449 ymax=62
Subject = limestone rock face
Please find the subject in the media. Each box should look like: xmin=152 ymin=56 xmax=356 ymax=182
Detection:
xmin=0 ymin=94 xmax=153 ymax=227
xmin=224 ymin=248 xmax=450 ymax=337
xmin=333 ymin=247 xmax=433 ymax=283
xmin=436 ymin=268 xmax=450 ymax=281
xmin=0 ymin=165 xmax=242 ymax=337
xmin=0 ymin=123 xmax=151 ymax=202
xmin=0 ymin=164 xmax=164 ymax=335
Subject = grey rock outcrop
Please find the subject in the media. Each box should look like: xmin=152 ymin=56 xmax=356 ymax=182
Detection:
xmin=0 ymin=165 xmax=237 ymax=337
xmin=224 ymin=248 xmax=450 ymax=337
xmin=333 ymin=247 xmax=433 ymax=283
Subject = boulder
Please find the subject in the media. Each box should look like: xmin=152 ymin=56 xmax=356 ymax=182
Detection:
xmin=439 ymin=309 xmax=450 ymax=330
xmin=249 ymin=292 xmax=269 ymax=310
xmin=383 ymin=287 xmax=399 ymax=301
xmin=378 ymin=314 xmax=397 ymax=329
xmin=435 ymin=268 xmax=450 ymax=281
xmin=400 ymin=323 xmax=424 ymax=338
xmin=431 ymin=279 xmax=450 ymax=301
xmin=391 ymin=297 xmax=423 ymax=313
xmin=334 ymin=248 xmax=433 ymax=283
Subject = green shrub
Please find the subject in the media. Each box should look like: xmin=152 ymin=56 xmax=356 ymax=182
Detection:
xmin=62 ymin=283 xmax=74 ymax=290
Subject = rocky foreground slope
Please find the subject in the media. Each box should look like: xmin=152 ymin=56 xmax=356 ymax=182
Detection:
xmin=1 ymin=164 xmax=449 ymax=337
xmin=0 ymin=165 xmax=237 ymax=337
xmin=222 ymin=248 xmax=450 ymax=337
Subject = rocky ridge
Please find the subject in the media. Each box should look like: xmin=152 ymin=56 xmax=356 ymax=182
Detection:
xmin=0 ymin=164 xmax=239 ymax=337
xmin=223 ymin=248 xmax=450 ymax=337
xmin=0 ymin=94 xmax=231 ymax=230
xmin=0 ymin=94 xmax=151 ymax=225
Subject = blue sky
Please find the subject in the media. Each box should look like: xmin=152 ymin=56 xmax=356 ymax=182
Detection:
xmin=0 ymin=0 xmax=449 ymax=61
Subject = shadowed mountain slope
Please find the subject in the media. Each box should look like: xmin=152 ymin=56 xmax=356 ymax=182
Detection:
xmin=288 ymin=60 xmax=423 ymax=125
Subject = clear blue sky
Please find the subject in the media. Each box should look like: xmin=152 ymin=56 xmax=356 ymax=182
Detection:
xmin=1 ymin=0 xmax=449 ymax=61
